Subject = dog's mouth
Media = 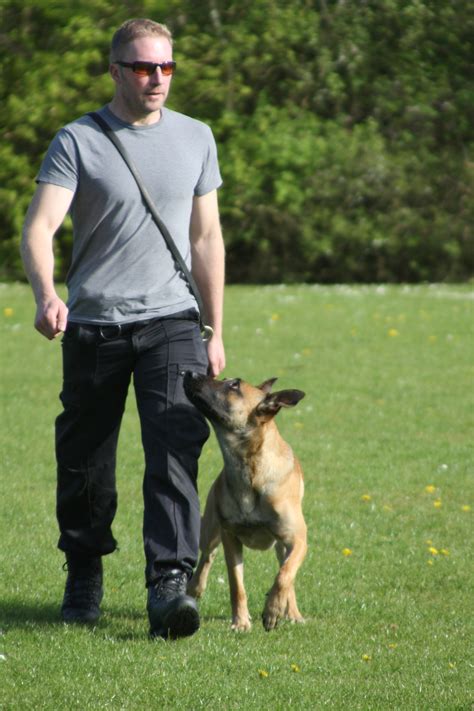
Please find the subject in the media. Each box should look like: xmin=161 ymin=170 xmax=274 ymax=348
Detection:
xmin=183 ymin=371 xmax=214 ymax=413
xmin=183 ymin=371 xmax=229 ymax=424
xmin=183 ymin=371 xmax=206 ymax=397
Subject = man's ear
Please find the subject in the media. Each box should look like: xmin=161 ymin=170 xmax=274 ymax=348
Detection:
xmin=256 ymin=377 xmax=278 ymax=394
xmin=109 ymin=63 xmax=120 ymax=83
xmin=255 ymin=389 xmax=305 ymax=418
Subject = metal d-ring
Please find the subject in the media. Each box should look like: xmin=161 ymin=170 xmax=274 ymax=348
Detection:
xmin=201 ymin=324 xmax=214 ymax=342
xmin=99 ymin=324 xmax=123 ymax=341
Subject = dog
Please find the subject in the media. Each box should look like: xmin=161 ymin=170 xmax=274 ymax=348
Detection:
xmin=183 ymin=372 xmax=307 ymax=631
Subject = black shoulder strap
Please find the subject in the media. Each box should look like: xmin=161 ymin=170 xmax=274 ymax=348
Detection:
xmin=88 ymin=111 xmax=212 ymax=337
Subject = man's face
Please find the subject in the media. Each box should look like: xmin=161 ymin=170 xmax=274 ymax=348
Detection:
xmin=110 ymin=35 xmax=173 ymax=120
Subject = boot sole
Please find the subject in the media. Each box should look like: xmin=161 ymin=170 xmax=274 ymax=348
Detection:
xmin=149 ymin=596 xmax=200 ymax=640
xmin=61 ymin=607 xmax=101 ymax=624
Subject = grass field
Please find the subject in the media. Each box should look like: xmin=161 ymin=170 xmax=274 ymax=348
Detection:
xmin=1 ymin=282 xmax=473 ymax=710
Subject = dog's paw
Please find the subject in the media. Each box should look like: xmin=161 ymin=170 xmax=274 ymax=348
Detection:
xmin=262 ymin=596 xmax=286 ymax=631
xmin=287 ymin=614 xmax=306 ymax=624
xmin=262 ymin=610 xmax=279 ymax=631
xmin=231 ymin=617 xmax=252 ymax=632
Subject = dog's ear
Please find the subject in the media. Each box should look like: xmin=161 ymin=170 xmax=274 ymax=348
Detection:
xmin=256 ymin=389 xmax=305 ymax=418
xmin=257 ymin=377 xmax=278 ymax=394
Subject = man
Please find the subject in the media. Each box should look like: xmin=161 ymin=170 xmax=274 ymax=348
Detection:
xmin=21 ymin=18 xmax=225 ymax=640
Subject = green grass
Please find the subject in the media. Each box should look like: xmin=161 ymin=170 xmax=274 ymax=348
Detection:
xmin=1 ymin=283 xmax=473 ymax=710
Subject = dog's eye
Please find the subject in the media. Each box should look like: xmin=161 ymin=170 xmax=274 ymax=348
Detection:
xmin=227 ymin=378 xmax=241 ymax=392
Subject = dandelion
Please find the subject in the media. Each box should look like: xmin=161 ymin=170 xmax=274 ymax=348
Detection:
xmin=433 ymin=500 xmax=442 ymax=509
xmin=270 ymin=313 xmax=280 ymax=322
xmin=440 ymin=549 xmax=450 ymax=556
xmin=388 ymin=644 xmax=398 ymax=650
xmin=361 ymin=494 xmax=372 ymax=502
xmin=342 ymin=548 xmax=353 ymax=557
xmin=388 ymin=328 xmax=399 ymax=337
xmin=425 ymin=539 xmax=433 ymax=545
xmin=290 ymin=664 xmax=301 ymax=673
xmin=427 ymin=559 xmax=434 ymax=566
xmin=362 ymin=654 xmax=372 ymax=662
xmin=258 ymin=669 xmax=269 ymax=678
xmin=425 ymin=485 xmax=436 ymax=494
xmin=448 ymin=662 xmax=456 ymax=669
xmin=3 ymin=308 xmax=13 ymax=317
xmin=461 ymin=505 xmax=471 ymax=512
xmin=428 ymin=547 xmax=439 ymax=556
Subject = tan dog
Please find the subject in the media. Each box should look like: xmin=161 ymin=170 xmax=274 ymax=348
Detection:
xmin=183 ymin=372 xmax=307 ymax=631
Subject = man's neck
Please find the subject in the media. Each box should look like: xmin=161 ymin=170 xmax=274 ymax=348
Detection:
xmin=107 ymin=99 xmax=162 ymax=126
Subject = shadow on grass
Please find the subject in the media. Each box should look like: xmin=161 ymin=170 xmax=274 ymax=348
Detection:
xmin=0 ymin=598 xmax=229 ymax=642
xmin=0 ymin=599 xmax=60 ymax=628
xmin=0 ymin=599 xmax=144 ymax=629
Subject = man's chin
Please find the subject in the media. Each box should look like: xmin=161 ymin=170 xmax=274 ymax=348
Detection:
xmin=143 ymin=94 xmax=165 ymax=108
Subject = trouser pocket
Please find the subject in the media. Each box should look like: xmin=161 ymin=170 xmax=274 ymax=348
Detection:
xmin=57 ymin=461 xmax=118 ymax=556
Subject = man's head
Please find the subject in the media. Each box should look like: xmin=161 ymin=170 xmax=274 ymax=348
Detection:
xmin=109 ymin=19 xmax=175 ymax=123
xmin=110 ymin=18 xmax=173 ymax=62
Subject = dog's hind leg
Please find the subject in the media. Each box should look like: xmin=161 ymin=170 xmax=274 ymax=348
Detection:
xmin=187 ymin=482 xmax=221 ymax=599
xmin=222 ymin=530 xmax=251 ymax=631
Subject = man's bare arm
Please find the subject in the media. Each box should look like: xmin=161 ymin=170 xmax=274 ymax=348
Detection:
xmin=190 ymin=189 xmax=226 ymax=377
xmin=21 ymin=183 xmax=74 ymax=339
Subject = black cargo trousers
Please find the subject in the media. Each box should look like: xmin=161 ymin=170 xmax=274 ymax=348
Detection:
xmin=55 ymin=309 xmax=210 ymax=585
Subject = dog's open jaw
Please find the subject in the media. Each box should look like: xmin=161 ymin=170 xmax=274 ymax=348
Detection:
xmin=184 ymin=371 xmax=308 ymax=633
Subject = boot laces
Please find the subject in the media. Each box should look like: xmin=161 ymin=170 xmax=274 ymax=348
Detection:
xmin=153 ymin=569 xmax=187 ymax=600
xmin=62 ymin=559 xmax=103 ymax=609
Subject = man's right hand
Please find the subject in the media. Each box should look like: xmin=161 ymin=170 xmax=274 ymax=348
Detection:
xmin=35 ymin=296 xmax=68 ymax=340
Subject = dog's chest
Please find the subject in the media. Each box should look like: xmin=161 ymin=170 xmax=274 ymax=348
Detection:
xmin=220 ymin=491 xmax=276 ymax=550
xmin=220 ymin=477 xmax=262 ymax=520
xmin=218 ymin=466 xmax=277 ymax=549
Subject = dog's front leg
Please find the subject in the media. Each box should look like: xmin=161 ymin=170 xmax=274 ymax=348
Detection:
xmin=275 ymin=541 xmax=305 ymax=623
xmin=221 ymin=529 xmax=251 ymax=631
xmin=262 ymin=521 xmax=307 ymax=631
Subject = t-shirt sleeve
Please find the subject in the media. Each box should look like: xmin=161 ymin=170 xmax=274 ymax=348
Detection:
xmin=194 ymin=126 xmax=223 ymax=196
xmin=36 ymin=128 xmax=79 ymax=192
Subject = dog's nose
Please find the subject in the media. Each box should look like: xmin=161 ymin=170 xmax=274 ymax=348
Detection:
xmin=182 ymin=370 xmax=199 ymax=380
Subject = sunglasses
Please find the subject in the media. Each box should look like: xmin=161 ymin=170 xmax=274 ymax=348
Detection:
xmin=115 ymin=60 xmax=176 ymax=77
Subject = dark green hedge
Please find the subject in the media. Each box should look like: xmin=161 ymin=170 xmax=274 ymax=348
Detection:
xmin=1 ymin=0 xmax=473 ymax=283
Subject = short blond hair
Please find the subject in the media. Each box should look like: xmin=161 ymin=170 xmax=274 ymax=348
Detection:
xmin=110 ymin=18 xmax=173 ymax=61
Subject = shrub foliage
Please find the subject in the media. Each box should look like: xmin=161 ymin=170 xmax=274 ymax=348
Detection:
xmin=1 ymin=0 xmax=473 ymax=282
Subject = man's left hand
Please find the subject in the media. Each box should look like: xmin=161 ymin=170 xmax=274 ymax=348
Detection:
xmin=207 ymin=334 xmax=226 ymax=377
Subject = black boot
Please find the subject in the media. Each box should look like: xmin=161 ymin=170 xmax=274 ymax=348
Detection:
xmin=61 ymin=553 xmax=103 ymax=624
xmin=147 ymin=568 xmax=199 ymax=640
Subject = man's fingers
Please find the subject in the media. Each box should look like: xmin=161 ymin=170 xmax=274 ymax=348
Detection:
xmin=34 ymin=298 xmax=68 ymax=340
xmin=207 ymin=336 xmax=226 ymax=377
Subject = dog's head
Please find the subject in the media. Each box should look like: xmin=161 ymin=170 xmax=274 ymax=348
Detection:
xmin=183 ymin=372 xmax=305 ymax=432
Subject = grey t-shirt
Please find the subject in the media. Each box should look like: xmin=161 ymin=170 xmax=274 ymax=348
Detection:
xmin=37 ymin=105 xmax=222 ymax=324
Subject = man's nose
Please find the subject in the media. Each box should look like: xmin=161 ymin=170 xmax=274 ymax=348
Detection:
xmin=149 ymin=67 xmax=164 ymax=83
